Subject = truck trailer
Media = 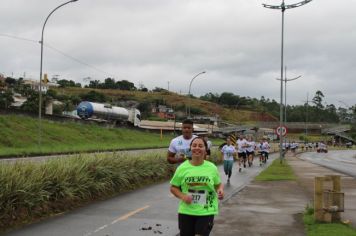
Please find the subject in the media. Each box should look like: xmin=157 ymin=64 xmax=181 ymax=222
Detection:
xmin=76 ymin=101 xmax=141 ymax=127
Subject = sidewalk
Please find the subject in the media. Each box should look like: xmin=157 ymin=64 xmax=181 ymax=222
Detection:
xmin=288 ymin=154 xmax=356 ymax=228
xmin=212 ymin=152 xmax=356 ymax=236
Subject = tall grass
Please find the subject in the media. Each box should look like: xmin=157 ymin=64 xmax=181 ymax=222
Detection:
xmin=0 ymin=151 xmax=174 ymax=230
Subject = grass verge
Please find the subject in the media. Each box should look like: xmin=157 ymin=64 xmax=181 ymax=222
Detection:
xmin=255 ymin=158 xmax=296 ymax=181
xmin=0 ymin=114 xmax=174 ymax=157
xmin=0 ymin=151 xmax=174 ymax=231
xmin=303 ymin=206 xmax=356 ymax=236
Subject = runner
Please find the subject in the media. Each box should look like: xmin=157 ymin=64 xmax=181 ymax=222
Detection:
xmin=167 ymin=119 xmax=197 ymax=165
xmin=261 ymin=137 xmax=271 ymax=161
xmin=204 ymin=136 xmax=213 ymax=160
xmin=246 ymin=136 xmax=256 ymax=167
xmin=257 ymin=139 xmax=265 ymax=166
xmin=220 ymin=137 xmax=237 ymax=183
xmin=290 ymin=141 xmax=297 ymax=156
xmin=170 ymin=137 xmax=224 ymax=236
xmin=236 ymin=134 xmax=248 ymax=172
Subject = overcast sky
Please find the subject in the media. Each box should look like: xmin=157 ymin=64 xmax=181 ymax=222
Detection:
xmin=1 ymin=0 xmax=355 ymax=107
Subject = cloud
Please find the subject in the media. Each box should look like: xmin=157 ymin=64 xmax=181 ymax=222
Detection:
xmin=0 ymin=0 xmax=355 ymax=107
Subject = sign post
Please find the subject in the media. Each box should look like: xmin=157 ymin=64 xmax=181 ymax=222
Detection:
xmin=276 ymin=126 xmax=288 ymax=137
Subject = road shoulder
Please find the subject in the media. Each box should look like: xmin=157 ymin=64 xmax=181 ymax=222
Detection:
xmin=212 ymin=162 xmax=308 ymax=235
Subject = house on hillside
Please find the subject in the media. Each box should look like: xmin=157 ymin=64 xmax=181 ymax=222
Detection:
xmin=11 ymin=93 xmax=27 ymax=107
xmin=151 ymin=105 xmax=175 ymax=120
xmin=23 ymin=79 xmax=59 ymax=93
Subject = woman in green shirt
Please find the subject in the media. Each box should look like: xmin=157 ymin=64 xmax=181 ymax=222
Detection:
xmin=170 ymin=137 xmax=224 ymax=236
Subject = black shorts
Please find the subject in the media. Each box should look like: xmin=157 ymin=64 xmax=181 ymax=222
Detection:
xmin=246 ymin=151 xmax=254 ymax=156
xmin=238 ymin=152 xmax=247 ymax=159
xmin=259 ymin=151 xmax=269 ymax=158
xmin=206 ymin=149 xmax=211 ymax=155
xmin=179 ymin=213 xmax=214 ymax=236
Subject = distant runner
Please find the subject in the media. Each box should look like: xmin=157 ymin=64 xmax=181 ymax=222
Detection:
xmin=221 ymin=137 xmax=237 ymax=183
xmin=246 ymin=136 xmax=256 ymax=167
xmin=236 ymin=135 xmax=248 ymax=172
xmin=167 ymin=119 xmax=197 ymax=165
xmin=204 ymin=136 xmax=213 ymax=160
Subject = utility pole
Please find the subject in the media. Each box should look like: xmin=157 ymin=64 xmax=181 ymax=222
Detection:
xmin=277 ymin=67 xmax=301 ymax=122
xmin=304 ymin=92 xmax=309 ymax=137
xmin=38 ymin=0 xmax=78 ymax=147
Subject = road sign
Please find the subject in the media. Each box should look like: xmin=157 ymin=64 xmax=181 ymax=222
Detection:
xmin=275 ymin=126 xmax=288 ymax=137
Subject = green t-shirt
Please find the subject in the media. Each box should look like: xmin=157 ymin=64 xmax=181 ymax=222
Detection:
xmin=170 ymin=160 xmax=221 ymax=216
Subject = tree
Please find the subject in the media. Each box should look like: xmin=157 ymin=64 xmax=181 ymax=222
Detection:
xmin=0 ymin=90 xmax=14 ymax=109
xmin=57 ymin=79 xmax=80 ymax=88
xmin=152 ymin=87 xmax=166 ymax=92
xmin=200 ymin=92 xmax=220 ymax=103
xmin=312 ymin=90 xmax=324 ymax=109
xmin=137 ymin=101 xmax=151 ymax=119
xmin=116 ymin=80 xmax=136 ymax=90
xmin=5 ymin=77 xmax=16 ymax=87
xmin=103 ymin=78 xmax=116 ymax=89
xmin=218 ymin=92 xmax=239 ymax=107
xmin=21 ymin=90 xmax=41 ymax=113
xmin=88 ymin=80 xmax=101 ymax=89
xmin=80 ymin=90 xmax=106 ymax=103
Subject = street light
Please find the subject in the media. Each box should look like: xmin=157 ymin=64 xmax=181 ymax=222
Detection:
xmin=276 ymin=67 xmax=301 ymax=123
xmin=188 ymin=71 xmax=206 ymax=118
xmin=263 ymin=0 xmax=312 ymax=163
xmin=38 ymin=0 xmax=78 ymax=146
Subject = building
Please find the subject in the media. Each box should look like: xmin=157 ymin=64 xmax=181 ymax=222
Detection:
xmin=23 ymin=79 xmax=59 ymax=93
xmin=151 ymin=105 xmax=175 ymax=120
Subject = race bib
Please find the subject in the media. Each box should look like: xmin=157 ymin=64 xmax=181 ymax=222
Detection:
xmin=188 ymin=189 xmax=206 ymax=205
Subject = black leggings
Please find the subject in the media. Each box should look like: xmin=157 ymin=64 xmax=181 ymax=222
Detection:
xmin=179 ymin=213 xmax=214 ymax=236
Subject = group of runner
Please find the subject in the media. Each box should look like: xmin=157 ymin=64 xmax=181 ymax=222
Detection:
xmin=220 ymin=134 xmax=270 ymax=182
xmin=166 ymin=119 xmax=272 ymax=236
xmin=167 ymin=119 xmax=221 ymax=236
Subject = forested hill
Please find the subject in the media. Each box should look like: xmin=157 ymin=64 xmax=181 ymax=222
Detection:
xmin=54 ymin=87 xmax=277 ymax=123
xmin=2 ymin=76 xmax=354 ymax=124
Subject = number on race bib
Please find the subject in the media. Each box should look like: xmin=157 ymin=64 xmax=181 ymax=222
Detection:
xmin=189 ymin=189 xmax=206 ymax=205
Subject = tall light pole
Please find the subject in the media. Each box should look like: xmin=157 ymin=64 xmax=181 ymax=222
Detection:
xmin=38 ymin=0 xmax=78 ymax=146
xmin=188 ymin=71 xmax=206 ymax=118
xmin=263 ymin=0 xmax=312 ymax=163
xmin=276 ymin=67 xmax=301 ymax=124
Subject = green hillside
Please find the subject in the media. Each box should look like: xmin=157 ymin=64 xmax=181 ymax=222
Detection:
xmin=0 ymin=114 xmax=173 ymax=157
xmin=56 ymin=87 xmax=277 ymax=123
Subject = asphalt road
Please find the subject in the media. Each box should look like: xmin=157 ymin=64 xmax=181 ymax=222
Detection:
xmin=4 ymin=155 xmax=276 ymax=236
xmin=299 ymin=150 xmax=356 ymax=178
xmin=0 ymin=148 xmax=168 ymax=163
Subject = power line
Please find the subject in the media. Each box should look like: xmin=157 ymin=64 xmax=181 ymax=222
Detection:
xmin=0 ymin=33 xmax=118 ymax=79
xmin=0 ymin=33 xmax=38 ymax=43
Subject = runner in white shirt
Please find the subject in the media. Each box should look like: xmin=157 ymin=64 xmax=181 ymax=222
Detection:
xmin=167 ymin=119 xmax=197 ymax=165
xmin=236 ymin=135 xmax=248 ymax=172
xmin=246 ymin=136 xmax=256 ymax=167
xmin=204 ymin=136 xmax=212 ymax=160
xmin=260 ymin=138 xmax=270 ymax=161
xmin=290 ymin=141 xmax=297 ymax=156
xmin=221 ymin=137 xmax=237 ymax=183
